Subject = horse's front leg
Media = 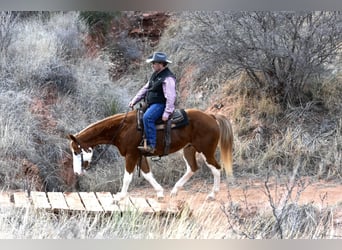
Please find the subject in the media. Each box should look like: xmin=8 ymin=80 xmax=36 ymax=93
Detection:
xmin=113 ymin=155 xmax=136 ymax=201
xmin=140 ymin=156 xmax=164 ymax=200
xmin=113 ymin=169 xmax=132 ymax=201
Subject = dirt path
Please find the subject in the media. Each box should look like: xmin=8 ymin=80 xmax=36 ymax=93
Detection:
xmin=130 ymin=178 xmax=342 ymax=238
xmin=132 ymin=178 xmax=342 ymax=208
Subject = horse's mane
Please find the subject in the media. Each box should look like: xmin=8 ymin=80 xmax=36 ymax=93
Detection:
xmin=76 ymin=112 xmax=127 ymax=136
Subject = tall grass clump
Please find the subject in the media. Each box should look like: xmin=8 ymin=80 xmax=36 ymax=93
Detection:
xmin=222 ymin=164 xmax=339 ymax=239
xmin=0 ymin=11 xmax=130 ymax=191
xmin=218 ymin=65 xmax=341 ymax=180
xmin=233 ymin=106 xmax=341 ymax=179
xmin=0 ymin=91 xmax=39 ymax=190
xmin=0 ymin=12 xmax=89 ymax=190
xmin=223 ymin=198 xmax=336 ymax=239
xmin=2 ymin=12 xmax=86 ymax=93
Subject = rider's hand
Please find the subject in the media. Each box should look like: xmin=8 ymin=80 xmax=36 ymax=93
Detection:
xmin=128 ymin=101 xmax=134 ymax=108
xmin=162 ymin=114 xmax=169 ymax=121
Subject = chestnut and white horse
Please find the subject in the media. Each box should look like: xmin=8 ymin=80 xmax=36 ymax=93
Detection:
xmin=68 ymin=108 xmax=233 ymax=200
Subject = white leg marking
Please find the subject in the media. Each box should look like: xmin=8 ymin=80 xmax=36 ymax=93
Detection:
xmin=171 ymin=155 xmax=194 ymax=196
xmin=201 ymin=154 xmax=220 ymax=200
xmin=114 ymin=170 xmax=132 ymax=201
xmin=141 ymin=171 xmax=164 ymax=199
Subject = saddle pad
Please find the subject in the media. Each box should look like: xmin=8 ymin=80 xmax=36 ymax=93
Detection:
xmin=137 ymin=109 xmax=189 ymax=131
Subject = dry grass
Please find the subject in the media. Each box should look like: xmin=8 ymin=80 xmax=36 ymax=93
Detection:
xmin=222 ymin=170 xmax=341 ymax=239
xmin=1 ymin=174 xmax=340 ymax=239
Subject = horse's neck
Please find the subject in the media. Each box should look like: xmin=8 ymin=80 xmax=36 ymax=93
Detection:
xmin=77 ymin=114 xmax=124 ymax=147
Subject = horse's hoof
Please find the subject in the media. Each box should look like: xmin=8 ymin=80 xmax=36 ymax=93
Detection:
xmin=156 ymin=190 xmax=164 ymax=201
xmin=170 ymin=188 xmax=178 ymax=197
xmin=206 ymin=194 xmax=216 ymax=201
xmin=113 ymin=196 xmax=120 ymax=202
xmin=226 ymin=176 xmax=236 ymax=185
xmin=113 ymin=192 xmax=126 ymax=201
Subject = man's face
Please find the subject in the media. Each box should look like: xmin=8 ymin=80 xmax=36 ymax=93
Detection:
xmin=152 ymin=62 xmax=164 ymax=72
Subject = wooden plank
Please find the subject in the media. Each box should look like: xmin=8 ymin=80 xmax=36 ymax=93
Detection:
xmin=0 ymin=192 xmax=13 ymax=207
xmin=129 ymin=197 xmax=154 ymax=213
xmin=13 ymin=192 xmax=31 ymax=207
xmin=78 ymin=192 xmax=103 ymax=212
xmin=1 ymin=191 xmax=167 ymax=214
xmin=31 ymin=192 xmax=51 ymax=209
xmin=117 ymin=197 xmax=136 ymax=211
xmin=63 ymin=192 xmax=85 ymax=211
xmin=47 ymin=192 xmax=69 ymax=210
xmin=95 ymin=192 xmax=121 ymax=212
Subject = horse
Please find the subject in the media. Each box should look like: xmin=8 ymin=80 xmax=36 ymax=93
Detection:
xmin=67 ymin=108 xmax=234 ymax=201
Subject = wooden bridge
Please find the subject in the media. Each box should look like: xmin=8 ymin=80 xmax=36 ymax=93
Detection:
xmin=0 ymin=191 xmax=184 ymax=214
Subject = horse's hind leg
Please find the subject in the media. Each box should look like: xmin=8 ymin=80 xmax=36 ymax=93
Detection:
xmin=200 ymin=153 xmax=221 ymax=200
xmin=171 ymin=145 xmax=197 ymax=196
xmin=140 ymin=156 xmax=164 ymax=200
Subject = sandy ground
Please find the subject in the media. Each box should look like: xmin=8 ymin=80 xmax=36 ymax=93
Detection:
xmin=129 ymin=177 xmax=342 ymax=238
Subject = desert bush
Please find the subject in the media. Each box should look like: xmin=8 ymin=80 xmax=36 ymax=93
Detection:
xmin=233 ymin=118 xmax=341 ymax=178
xmin=0 ymin=90 xmax=40 ymax=189
xmin=0 ymin=11 xmax=130 ymax=191
xmin=79 ymin=11 xmax=119 ymax=37
xmin=54 ymin=54 xmax=128 ymax=132
xmin=223 ymin=165 xmax=337 ymax=239
xmin=2 ymin=12 xmax=86 ymax=93
xmin=0 ymin=12 xmax=18 ymax=55
xmin=0 ymin=12 xmax=88 ymax=191
xmin=181 ymin=11 xmax=342 ymax=106
xmin=314 ymin=70 xmax=342 ymax=113
xmin=223 ymin=200 xmax=335 ymax=239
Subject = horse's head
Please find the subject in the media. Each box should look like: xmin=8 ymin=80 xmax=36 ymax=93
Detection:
xmin=68 ymin=134 xmax=93 ymax=175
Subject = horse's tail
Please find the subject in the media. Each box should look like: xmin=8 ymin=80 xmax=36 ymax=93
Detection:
xmin=214 ymin=114 xmax=234 ymax=177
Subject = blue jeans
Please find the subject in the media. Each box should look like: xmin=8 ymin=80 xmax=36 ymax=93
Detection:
xmin=143 ymin=103 xmax=165 ymax=148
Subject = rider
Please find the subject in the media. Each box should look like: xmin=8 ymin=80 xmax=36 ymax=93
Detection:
xmin=129 ymin=52 xmax=177 ymax=154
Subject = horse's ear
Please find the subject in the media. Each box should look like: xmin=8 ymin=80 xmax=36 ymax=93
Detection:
xmin=67 ymin=134 xmax=77 ymax=143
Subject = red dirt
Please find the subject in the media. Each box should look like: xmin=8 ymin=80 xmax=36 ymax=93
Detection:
xmin=129 ymin=177 xmax=342 ymax=237
xmin=130 ymin=177 xmax=342 ymax=209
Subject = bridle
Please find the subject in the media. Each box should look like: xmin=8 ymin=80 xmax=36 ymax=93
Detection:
xmin=72 ymin=136 xmax=91 ymax=170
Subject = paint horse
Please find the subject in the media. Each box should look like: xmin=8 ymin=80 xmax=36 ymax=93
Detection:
xmin=68 ymin=108 xmax=233 ymax=200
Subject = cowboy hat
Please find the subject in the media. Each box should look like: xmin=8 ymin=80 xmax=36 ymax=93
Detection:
xmin=146 ymin=52 xmax=172 ymax=63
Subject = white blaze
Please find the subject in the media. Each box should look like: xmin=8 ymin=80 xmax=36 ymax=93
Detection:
xmin=71 ymin=148 xmax=93 ymax=175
